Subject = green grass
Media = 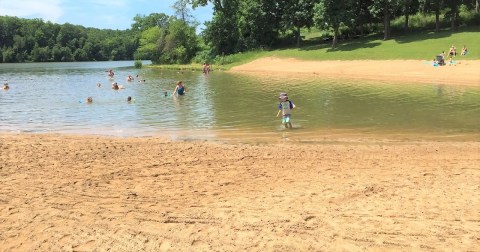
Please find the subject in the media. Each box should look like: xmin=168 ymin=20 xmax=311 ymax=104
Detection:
xmin=150 ymin=26 xmax=479 ymax=70
xmin=219 ymin=26 xmax=480 ymax=69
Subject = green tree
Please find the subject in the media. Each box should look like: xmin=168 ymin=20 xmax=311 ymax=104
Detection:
xmin=161 ymin=18 xmax=199 ymax=64
xmin=401 ymin=0 xmax=421 ymax=30
xmin=136 ymin=26 xmax=162 ymax=60
xmin=370 ymin=0 xmax=401 ymax=40
xmin=172 ymin=0 xmax=194 ymax=23
xmin=131 ymin=13 xmax=169 ymax=31
xmin=280 ymin=0 xmax=316 ymax=47
xmin=314 ymin=0 xmax=352 ymax=48
xmin=201 ymin=0 xmax=240 ymax=55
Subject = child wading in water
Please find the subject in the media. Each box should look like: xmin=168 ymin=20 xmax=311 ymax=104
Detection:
xmin=276 ymin=93 xmax=295 ymax=129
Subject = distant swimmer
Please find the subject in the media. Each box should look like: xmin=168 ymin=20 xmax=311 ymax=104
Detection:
xmin=97 ymin=83 xmax=101 ymax=87
xmin=127 ymin=75 xmax=134 ymax=82
xmin=86 ymin=97 xmax=93 ymax=103
xmin=112 ymin=82 xmax=125 ymax=90
xmin=106 ymin=69 xmax=114 ymax=77
xmin=2 ymin=83 xmax=9 ymax=90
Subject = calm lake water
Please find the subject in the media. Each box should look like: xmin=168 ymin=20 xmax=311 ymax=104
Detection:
xmin=1 ymin=61 xmax=479 ymax=142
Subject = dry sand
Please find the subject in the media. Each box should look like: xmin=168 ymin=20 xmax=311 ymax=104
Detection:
xmin=1 ymin=58 xmax=480 ymax=251
xmin=230 ymin=57 xmax=480 ymax=86
xmin=1 ymin=134 xmax=479 ymax=251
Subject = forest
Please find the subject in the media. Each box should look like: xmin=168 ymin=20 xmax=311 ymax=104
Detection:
xmin=0 ymin=0 xmax=479 ymax=64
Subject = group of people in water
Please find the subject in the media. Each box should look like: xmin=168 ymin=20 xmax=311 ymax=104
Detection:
xmin=84 ymin=69 xmax=189 ymax=104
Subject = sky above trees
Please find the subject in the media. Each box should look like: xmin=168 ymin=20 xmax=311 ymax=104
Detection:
xmin=0 ymin=0 xmax=213 ymax=31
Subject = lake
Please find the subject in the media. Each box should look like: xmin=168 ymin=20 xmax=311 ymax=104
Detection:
xmin=1 ymin=61 xmax=479 ymax=142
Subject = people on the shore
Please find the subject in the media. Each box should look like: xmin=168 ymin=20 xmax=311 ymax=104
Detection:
xmin=276 ymin=92 xmax=295 ymax=129
xmin=461 ymin=45 xmax=468 ymax=56
xmin=173 ymin=81 xmax=186 ymax=96
xmin=448 ymin=45 xmax=456 ymax=57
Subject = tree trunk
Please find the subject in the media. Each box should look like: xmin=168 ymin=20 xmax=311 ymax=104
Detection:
xmin=383 ymin=8 xmax=391 ymax=40
xmin=404 ymin=14 xmax=409 ymax=31
xmin=435 ymin=8 xmax=440 ymax=32
xmin=332 ymin=26 xmax=339 ymax=49
xmin=451 ymin=11 xmax=456 ymax=31
xmin=477 ymin=0 xmax=479 ymax=13
xmin=296 ymin=26 xmax=301 ymax=48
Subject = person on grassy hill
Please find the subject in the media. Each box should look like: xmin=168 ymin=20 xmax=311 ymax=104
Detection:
xmin=449 ymin=45 xmax=456 ymax=57
xmin=461 ymin=45 xmax=468 ymax=56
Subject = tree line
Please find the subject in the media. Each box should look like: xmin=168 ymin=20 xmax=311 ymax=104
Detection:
xmin=0 ymin=16 xmax=138 ymax=63
xmin=1 ymin=0 xmax=479 ymax=64
xmin=194 ymin=0 xmax=479 ymax=55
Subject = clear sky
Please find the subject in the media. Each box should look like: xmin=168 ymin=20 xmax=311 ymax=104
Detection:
xmin=0 ymin=0 xmax=213 ymax=31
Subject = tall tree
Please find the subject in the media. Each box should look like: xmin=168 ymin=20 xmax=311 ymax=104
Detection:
xmin=314 ymin=0 xmax=352 ymax=48
xmin=172 ymin=0 xmax=193 ymax=23
xmin=199 ymin=0 xmax=240 ymax=55
xmin=131 ymin=13 xmax=170 ymax=31
xmin=351 ymin=0 xmax=375 ymax=36
xmin=401 ymin=0 xmax=420 ymax=31
xmin=444 ymin=0 xmax=463 ymax=30
xmin=370 ymin=0 xmax=401 ymax=40
xmin=281 ymin=0 xmax=316 ymax=47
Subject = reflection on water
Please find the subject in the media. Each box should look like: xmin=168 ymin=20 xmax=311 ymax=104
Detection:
xmin=0 ymin=61 xmax=479 ymax=142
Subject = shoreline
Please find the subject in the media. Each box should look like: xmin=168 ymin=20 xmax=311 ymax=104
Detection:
xmin=1 ymin=58 xmax=480 ymax=250
xmin=229 ymin=57 xmax=480 ymax=87
xmin=1 ymin=133 xmax=479 ymax=250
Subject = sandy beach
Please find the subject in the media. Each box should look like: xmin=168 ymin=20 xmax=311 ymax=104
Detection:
xmin=1 ymin=58 xmax=480 ymax=251
xmin=1 ymin=133 xmax=479 ymax=251
xmin=230 ymin=57 xmax=480 ymax=86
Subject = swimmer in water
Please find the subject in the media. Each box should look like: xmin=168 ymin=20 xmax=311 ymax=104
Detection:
xmin=173 ymin=81 xmax=186 ymax=96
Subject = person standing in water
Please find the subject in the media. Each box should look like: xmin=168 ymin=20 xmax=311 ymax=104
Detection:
xmin=276 ymin=93 xmax=295 ymax=129
xmin=173 ymin=81 xmax=187 ymax=96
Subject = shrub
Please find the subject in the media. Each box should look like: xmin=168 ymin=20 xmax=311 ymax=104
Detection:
xmin=134 ymin=60 xmax=142 ymax=68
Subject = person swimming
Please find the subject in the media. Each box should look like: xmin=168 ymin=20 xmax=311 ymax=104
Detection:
xmin=112 ymin=82 xmax=119 ymax=90
xmin=3 ymin=83 xmax=9 ymax=90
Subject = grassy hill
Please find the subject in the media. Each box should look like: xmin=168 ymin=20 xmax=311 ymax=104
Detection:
xmin=219 ymin=26 xmax=479 ymax=69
